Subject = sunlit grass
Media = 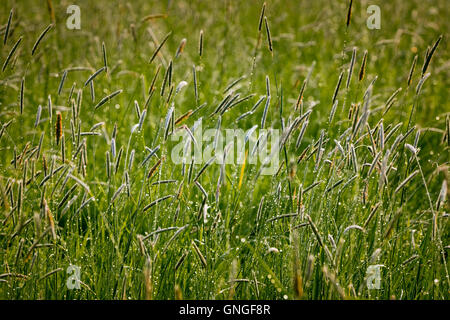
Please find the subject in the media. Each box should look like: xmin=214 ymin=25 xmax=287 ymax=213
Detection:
xmin=0 ymin=0 xmax=449 ymax=300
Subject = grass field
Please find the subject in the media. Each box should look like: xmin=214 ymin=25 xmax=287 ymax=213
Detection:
xmin=0 ymin=0 xmax=449 ymax=300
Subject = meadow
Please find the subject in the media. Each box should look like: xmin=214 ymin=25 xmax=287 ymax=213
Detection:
xmin=0 ymin=0 xmax=449 ymax=300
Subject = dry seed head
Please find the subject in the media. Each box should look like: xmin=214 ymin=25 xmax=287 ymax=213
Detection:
xmin=90 ymin=81 xmax=95 ymax=102
xmin=20 ymin=78 xmax=24 ymax=114
xmin=149 ymin=32 xmax=171 ymax=64
xmin=35 ymin=105 xmax=42 ymax=128
xmin=58 ymin=70 xmax=67 ymax=95
xmin=422 ymin=35 xmax=442 ymax=75
xmin=332 ymin=71 xmax=344 ymax=104
xmin=2 ymin=36 xmax=22 ymax=72
xmin=346 ymin=0 xmax=353 ymax=27
xmin=61 ymin=135 xmax=65 ymax=163
xmin=258 ymin=3 xmax=266 ymax=32
xmin=305 ymin=255 xmax=315 ymax=283
xmin=102 ymin=41 xmax=107 ymax=70
xmin=199 ymin=30 xmax=203 ymax=57
xmin=436 ymin=179 xmax=447 ymax=211
xmin=346 ymin=47 xmax=356 ymax=89
xmin=31 ymin=24 xmax=53 ymax=56
xmin=147 ymin=157 xmax=164 ymax=180
xmin=176 ymin=38 xmax=187 ymax=58
xmin=407 ymin=55 xmax=418 ymax=87
xmin=149 ymin=65 xmax=161 ymax=94
xmin=55 ymin=112 xmax=62 ymax=146
xmin=175 ymin=110 xmax=193 ymax=125
xmin=4 ymin=9 xmax=13 ymax=45
xmin=141 ymin=13 xmax=168 ymax=22
xmin=192 ymin=241 xmax=207 ymax=268
xmin=359 ymin=50 xmax=368 ymax=81
xmin=264 ymin=16 xmax=273 ymax=53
